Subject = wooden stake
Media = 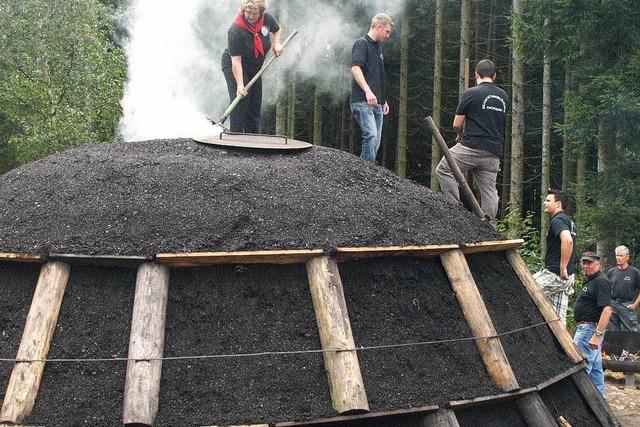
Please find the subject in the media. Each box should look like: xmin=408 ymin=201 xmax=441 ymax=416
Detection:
xmin=0 ymin=261 xmax=70 ymax=423
xmin=306 ymin=256 xmax=368 ymax=414
xmin=514 ymin=392 xmax=556 ymax=427
xmin=505 ymin=249 xmax=583 ymax=364
xmin=123 ymin=262 xmax=170 ymax=426
xmin=440 ymin=250 xmax=519 ymax=391
xmin=420 ymin=409 xmax=460 ymax=427
xmin=571 ymin=370 xmax=621 ymax=427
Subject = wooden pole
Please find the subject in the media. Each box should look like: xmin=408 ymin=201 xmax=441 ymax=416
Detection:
xmin=514 ymin=392 xmax=556 ymax=427
xmin=571 ymin=370 xmax=621 ymax=427
xmin=306 ymin=256 xmax=368 ymax=414
xmin=505 ymin=249 xmax=583 ymax=364
xmin=440 ymin=250 xmax=519 ymax=391
xmin=424 ymin=116 xmax=485 ymax=220
xmin=420 ymin=409 xmax=460 ymax=427
xmin=0 ymin=261 xmax=70 ymax=423
xmin=123 ymin=262 xmax=170 ymax=426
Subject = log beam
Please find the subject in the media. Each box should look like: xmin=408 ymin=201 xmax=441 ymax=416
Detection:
xmin=505 ymin=249 xmax=583 ymax=364
xmin=419 ymin=409 xmax=460 ymax=427
xmin=306 ymin=256 xmax=368 ymax=414
xmin=123 ymin=262 xmax=170 ymax=426
xmin=0 ymin=261 xmax=70 ymax=423
xmin=440 ymin=250 xmax=519 ymax=392
xmin=515 ymin=392 xmax=556 ymax=427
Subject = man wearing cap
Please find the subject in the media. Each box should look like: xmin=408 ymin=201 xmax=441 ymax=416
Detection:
xmin=573 ymin=251 xmax=612 ymax=397
xmin=533 ymin=189 xmax=577 ymax=325
xmin=607 ymin=245 xmax=640 ymax=331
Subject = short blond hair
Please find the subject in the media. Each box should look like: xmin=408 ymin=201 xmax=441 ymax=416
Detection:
xmin=371 ymin=13 xmax=394 ymax=28
xmin=241 ymin=0 xmax=266 ymax=13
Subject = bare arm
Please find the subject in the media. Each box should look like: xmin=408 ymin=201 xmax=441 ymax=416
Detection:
xmin=231 ymin=56 xmax=246 ymax=97
xmin=630 ymin=288 xmax=640 ymax=310
xmin=272 ymin=28 xmax=283 ymax=56
xmin=589 ymin=306 xmax=612 ymax=349
xmin=351 ymin=65 xmax=377 ymax=106
xmin=453 ymin=114 xmax=465 ymax=142
xmin=558 ymin=230 xmax=574 ymax=280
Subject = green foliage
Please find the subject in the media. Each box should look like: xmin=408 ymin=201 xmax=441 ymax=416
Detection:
xmin=496 ymin=210 xmax=541 ymax=273
xmin=0 ymin=0 xmax=126 ymax=170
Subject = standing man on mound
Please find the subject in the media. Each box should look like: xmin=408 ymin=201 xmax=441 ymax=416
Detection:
xmin=436 ymin=59 xmax=508 ymax=221
xmin=350 ymin=13 xmax=394 ymax=163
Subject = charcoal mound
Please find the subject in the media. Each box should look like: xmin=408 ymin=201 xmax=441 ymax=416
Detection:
xmin=0 ymin=139 xmax=500 ymax=256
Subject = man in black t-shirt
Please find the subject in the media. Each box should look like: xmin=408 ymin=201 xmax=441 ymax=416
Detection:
xmin=350 ymin=13 xmax=394 ymax=163
xmin=221 ymin=0 xmax=282 ymax=133
xmin=607 ymin=245 xmax=640 ymax=331
xmin=534 ymin=189 xmax=577 ymax=325
xmin=436 ymin=59 xmax=508 ymax=220
xmin=573 ymin=251 xmax=612 ymax=397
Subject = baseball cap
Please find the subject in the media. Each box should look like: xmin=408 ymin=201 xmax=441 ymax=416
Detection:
xmin=580 ymin=251 xmax=600 ymax=262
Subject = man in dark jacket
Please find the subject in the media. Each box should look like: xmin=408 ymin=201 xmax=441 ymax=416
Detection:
xmin=573 ymin=251 xmax=612 ymax=397
xmin=436 ymin=59 xmax=508 ymax=220
xmin=607 ymin=245 xmax=640 ymax=331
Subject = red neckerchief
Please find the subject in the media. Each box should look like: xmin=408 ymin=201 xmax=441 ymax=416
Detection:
xmin=234 ymin=10 xmax=265 ymax=58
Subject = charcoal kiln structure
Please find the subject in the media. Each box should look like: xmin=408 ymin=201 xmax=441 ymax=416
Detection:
xmin=0 ymin=139 xmax=621 ymax=426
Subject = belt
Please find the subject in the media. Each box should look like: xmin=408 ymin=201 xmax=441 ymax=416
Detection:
xmin=577 ymin=321 xmax=596 ymax=326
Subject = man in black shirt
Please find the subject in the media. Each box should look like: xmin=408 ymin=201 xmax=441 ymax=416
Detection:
xmin=221 ymin=0 xmax=282 ymax=133
xmin=350 ymin=13 xmax=394 ymax=163
xmin=533 ymin=189 xmax=577 ymax=325
xmin=607 ymin=245 xmax=640 ymax=331
xmin=573 ymin=251 xmax=612 ymax=397
xmin=436 ymin=59 xmax=508 ymax=220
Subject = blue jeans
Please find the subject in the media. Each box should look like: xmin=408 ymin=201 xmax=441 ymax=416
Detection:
xmin=351 ymin=102 xmax=383 ymax=163
xmin=574 ymin=323 xmax=605 ymax=397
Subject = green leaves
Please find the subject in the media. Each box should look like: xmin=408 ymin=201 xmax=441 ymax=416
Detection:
xmin=0 ymin=0 xmax=126 ymax=170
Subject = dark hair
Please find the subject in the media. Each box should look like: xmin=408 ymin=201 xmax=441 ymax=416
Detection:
xmin=548 ymin=188 xmax=567 ymax=210
xmin=475 ymin=59 xmax=496 ymax=78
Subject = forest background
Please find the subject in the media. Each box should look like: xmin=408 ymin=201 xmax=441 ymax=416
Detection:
xmin=1 ymin=0 xmax=640 ymax=321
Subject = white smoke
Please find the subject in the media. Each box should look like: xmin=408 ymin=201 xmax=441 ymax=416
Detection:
xmin=119 ymin=0 xmax=406 ymax=141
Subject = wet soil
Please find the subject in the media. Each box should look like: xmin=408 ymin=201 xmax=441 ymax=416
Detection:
xmin=539 ymin=377 xmax=601 ymax=426
xmin=466 ymin=251 xmax=574 ymax=388
xmin=339 ymin=257 xmax=498 ymax=411
xmin=0 ymin=262 xmax=39 ymax=402
xmin=0 ymin=139 xmax=500 ymax=257
xmin=28 ymin=266 xmax=136 ymax=426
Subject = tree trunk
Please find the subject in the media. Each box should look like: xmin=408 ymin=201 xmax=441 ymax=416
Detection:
xmin=287 ymin=76 xmax=297 ymax=138
xmin=313 ymin=85 xmax=322 ymax=146
xmin=396 ymin=15 xmax=409 ymax=178
xmin=339 ymin=99 xmax=347 ymax=151
xmin=275 ymin=93 xmax=287 ymax=136
xmin=562 ymin=63 xmax=574 ymax=194
xmin=459 ymin=0 xmax=473 ymax=96
xmin=509 ymin=0 xmax=525 ymax=219
xmin=541 ymin=48 xmax=551 ymax=262
xmin=575 ymin=42 xmax=588 ymax=216
xmin=596 ymin=119 xmax=616 ymax=269
xmin=500 ymin=61 xmax=513 ymax=218
xmin=431 ymin=0 xmax=444 ymax=190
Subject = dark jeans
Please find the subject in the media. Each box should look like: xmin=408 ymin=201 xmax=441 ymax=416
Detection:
xmin=222 ymin=66 xmax=262 ymax=133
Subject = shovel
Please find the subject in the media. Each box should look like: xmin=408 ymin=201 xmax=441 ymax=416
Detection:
xmin=214 ymin=29 xmax=299 ymax=127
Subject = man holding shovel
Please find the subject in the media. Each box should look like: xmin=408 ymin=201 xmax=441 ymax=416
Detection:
xmin=221 ymin=0 xmax=282 ymax=133
xmin=436 ymin=59 xmax=508 ymax=221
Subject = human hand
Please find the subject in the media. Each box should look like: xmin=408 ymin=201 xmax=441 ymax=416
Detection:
xmin=560 ymin=266 xmax=569 ymax=281
xmin=455 ymin=134 xmax=462 ymax=143
xmin=383 ymin=102 xmax=390 ymax=115
xmin=365 ymin=91 xmax=378 ymax=106
xmin=236 ymin=84 xmax=247 ymax=97
xmin=588 ymin=333 xmax=601 ymax=349
xmin=273 ymin=43 xmax=283 ymax=57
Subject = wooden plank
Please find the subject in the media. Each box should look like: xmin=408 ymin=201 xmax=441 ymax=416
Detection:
xmin=306 ymin=256 xmax=368 ymax=414
xmin=49 ymin=253 xmax=149 ymax=268
xmin=440 ymin=249 xmax=519 ymax=392
xmin=514 ymin=392 xmax=557 ymax=427
xmin=447 ymin=387 xmax=535 ymax=409
xmin=571 ymin=370 xmax=621 ymax=427
xmin=156 ymin=249 xmax=324 ymax=267
xmin=536 ymin=362 xmax=586 ymax=391
xmin=602 ymin=360 xmax=640 ymax=373
xmin=0 ymin=261 xmax=70 ymax=423
xmin=0 ymin=253 xmax=45 ymax=263
xmin=420 ymin=408 xmax=460 ymax=427
xmin=505 ymin=249 xmax=583 ymax=364
xmin=122 ymin=262 xmax=170 ymax=426
xmin=275 ymin=405 xmax=439 ymax=426
xmin=333 ymin=244 xmax=459 ymax=262
xmin=460 ymin=239 xmax=524 ymax=255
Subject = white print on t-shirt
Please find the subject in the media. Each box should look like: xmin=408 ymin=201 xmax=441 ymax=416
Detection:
xmin=482 ymin=95 xmax=507 ymax=113
xmin=261 ymin=26 xmax=269 ymax=36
